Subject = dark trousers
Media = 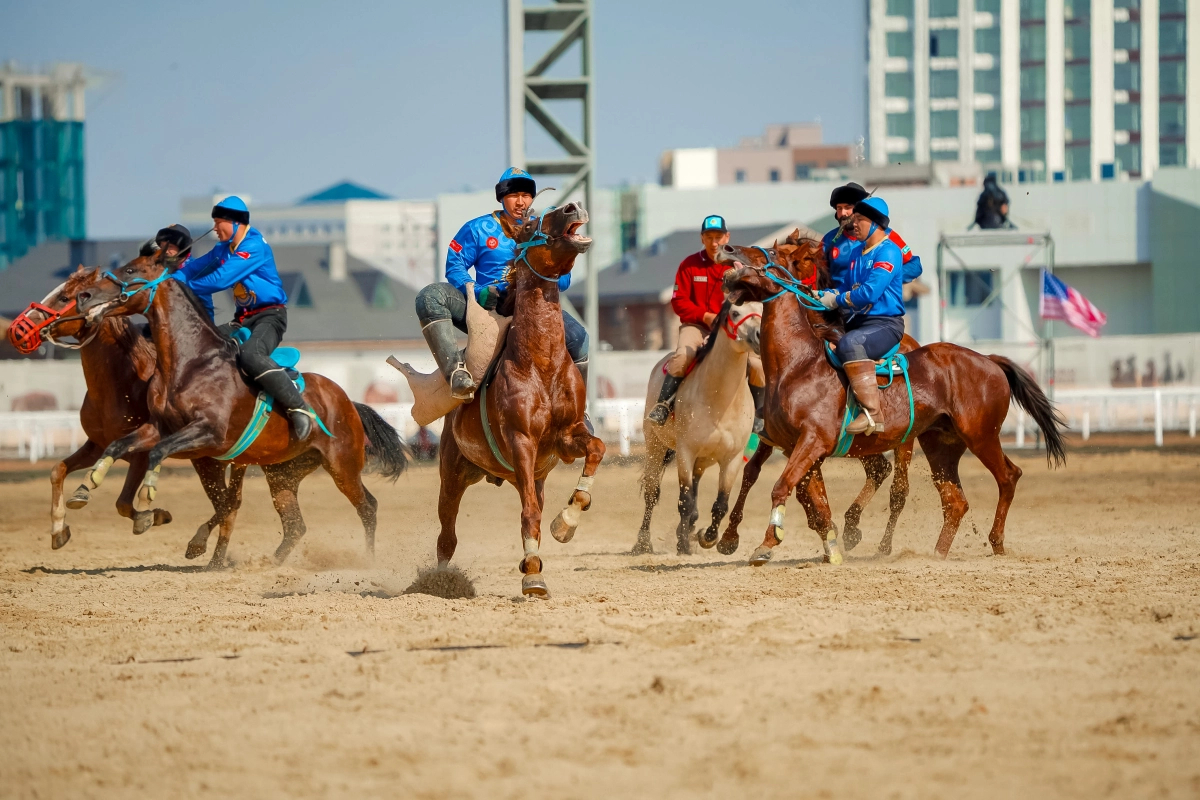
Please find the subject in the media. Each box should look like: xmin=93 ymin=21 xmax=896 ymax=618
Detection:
xmin=840 ymin=315 xmax=904 ymax=362
xmin=224 ymin=307 xmax=304 ymax=410
xmin=415 ymin=282 xmax=589 ymax=364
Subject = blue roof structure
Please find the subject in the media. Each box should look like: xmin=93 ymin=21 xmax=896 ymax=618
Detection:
xmin=299 ymin=181 xmax=392 ymax=204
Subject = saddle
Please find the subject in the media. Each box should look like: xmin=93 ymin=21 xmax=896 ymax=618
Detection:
xmin=391 ymin=283 xmax=510 ymax=426
xmin=823 ymin=341 xmax=915 ymax=457
xmin=824 ymin=340 xmax=905 ymax=381
xmin=231 ymin=327 xmax=306 ymax=390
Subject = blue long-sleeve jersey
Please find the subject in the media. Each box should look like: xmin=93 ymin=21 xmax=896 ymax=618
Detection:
xmin=175 ymin=227 xmax=287 ymax=318
xmin=444 ymin=211 xmax=571 ymax=299
xmin=823 ymin=226 xmax=923 ymax=285
xmin=832 ymin=236 xmax=906 ymax=317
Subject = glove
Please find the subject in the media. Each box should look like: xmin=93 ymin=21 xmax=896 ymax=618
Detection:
xmin=476 ymin=285 xmax=500 ymax=311
xmin=819 ymin=291 xmax=840 ymax=311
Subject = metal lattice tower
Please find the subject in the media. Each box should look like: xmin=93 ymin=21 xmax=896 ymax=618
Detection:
xmin=505 ymin=0 xmax=596 ymax=400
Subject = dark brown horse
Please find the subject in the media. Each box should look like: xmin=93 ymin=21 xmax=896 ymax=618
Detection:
xmin=436 ymin=203 xmax=605 ymax=596
xmin=715 ymin=232 xmax=919 ymax=556
xmin=9 ymin=273 xmax=243 ymax=556
xmin=723 ymin=237 xmax=1066 ymax=565
xmin=61 ymin=250 xmax=409 ymax=566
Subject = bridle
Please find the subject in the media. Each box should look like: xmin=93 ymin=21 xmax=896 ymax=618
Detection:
xmin=7 ymin=299 xmax=88 ymax=354
xmin=722 ymin=307 xmax=761 ymax=340
xmin=744 ymin=245 xmax=828 ymax=311
xmin=511 ymin=207 xmax=580 ymax=284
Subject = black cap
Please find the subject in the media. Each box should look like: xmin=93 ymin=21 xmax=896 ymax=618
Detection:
xmin=155 ymin=223 xmax=193 ymax=253
xmin=701 ymin=214 xmax=727 ymax=233
xmin=829 ymin=182 xmax=869 ymax=208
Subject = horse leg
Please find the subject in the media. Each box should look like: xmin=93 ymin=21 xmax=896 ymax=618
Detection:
xmin=549 ymin=426 xmax=606 ymax=545
xmin=137 ymin=421 xmax=222 ymax=512
xmin=749 ymin=434 xmax=829 ymax=566
xmin=959 ymin=433 xmax=1022 ymax=556
xmin=699 ymin=455 xmax=741 ymax=550
xmin=79 ymin=423 xmax=161 ymax=495
xmin=844 ymin=454 xmax=891 ymax=552
xmin=797 ymin=465 xmax=843 ymax=564
xmin=211 ymin=465 xmax=248 ymax=567
xmin=263 ymin=452 xmax=323 ymax=565
xmin=633 ymin=444 xmax=671 ymax=555
xmin=49 ymin=439 xmax=101 ymax=549
xmin=509 ymin=432 xmax=550 ymax=597
xmin=323 ymin=450 xmax=379 ymax=558
xmin=918 ymin=430 xmax=970 ymax=558
xmin=436 ymin=431 xmax=484 ymax=567
xmin=719 ymin=442 xmax=773 ymax=555
xmin=672 ymin=452 xmax=699 ymax=556
xmin=123 ymin=451 xmax=174 ymax=535
xmin=878 ymin=442 xmax=914 ymax=556
xmin=186 ymin=459 xmax=231 ymax=560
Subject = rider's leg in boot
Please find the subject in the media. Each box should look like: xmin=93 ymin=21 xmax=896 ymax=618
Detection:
xmin=649 ymin=374 xmax=683 ymax=425
xmin=844 ymin=360 xmax=884 ymax=435
xmin=563 ymin=311 xmax=594 ymax=433
xmin=422 ymin=318 xmax=476 ymax=400
xmin=574 ymin=358 xmax=594 ymax=435
xmin=256 ymin=367 xmax=312 ymax=440
xmin=749 ymin=383 xmax=765 ymax=434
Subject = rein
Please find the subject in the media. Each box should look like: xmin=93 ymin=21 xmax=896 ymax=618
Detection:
xmin=747 ymin=246 xmax=827 ymax=312
xmin=100 ymin=268 xmax=175 ymax=306
xmin=511 ymin=207 xmax=569 ymax=283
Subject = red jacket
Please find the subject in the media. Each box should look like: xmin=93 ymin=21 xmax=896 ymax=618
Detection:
xmin=670 ymin=250 xmax=727 ymax=328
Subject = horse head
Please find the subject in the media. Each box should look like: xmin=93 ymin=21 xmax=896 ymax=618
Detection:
xmin=716 ymin=227 xmax=829 ymax=290
xmin=69 ymin=242 xmax=169 ymax=335
xmin=508 ymin=202 xmax=592 ymax=284
xmin=724 ymin=300 xmax=764 ymax=355
xmin=6 ymin=269 xmax=93 ymax=354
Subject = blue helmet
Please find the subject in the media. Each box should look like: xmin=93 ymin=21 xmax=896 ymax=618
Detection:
xmin=495 ymin=167 xmax=536 ymax=202
xmin=853 ymin=196 xmax=890 ymax=229
xmin=211 ymin=195 xmax=250 ymax=225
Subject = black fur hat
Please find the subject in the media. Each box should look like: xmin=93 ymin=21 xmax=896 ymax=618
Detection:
xmin=829 ymin=182 xmax=869 ymax=208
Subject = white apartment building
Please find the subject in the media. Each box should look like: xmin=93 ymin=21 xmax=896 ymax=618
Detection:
xmin=180 ymin=183 xmax=437 ymax=290
xmin=868 ymin=0 xmax=1200 ymax=181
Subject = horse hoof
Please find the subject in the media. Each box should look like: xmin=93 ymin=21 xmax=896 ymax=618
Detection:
xmin=877 ymin=543 xmax=893 ymax=557
xmin=697 ymin=529 xmax=719 ymax=549
xmin=521 ymin=574 xmax=548 ymax=597
xmin=676 ymin=541 xmax=692 ymax=556
xmin=51 ymin=527 xmax=71 ymax=550
xmin=630 ymin=539 xmax=654 ymax=555
xmin=153 ymin=509 xmax=173 ymax=527
xmin=748 ymin=546 xmax=773 ymax=566
xmin=824 ymin=531 xmax=844 ymax=566
xmin=549 ymin=513 xmax=577 ymax=544
xmin=66 ymin=486 xmax=90 ymax=510
xmin=205 ymin=556 xmax=232 ymax=571
xmin=716 ymin=536 xmax=739 ymax=556
xmin=273 ymin=539 xmax=300 ymax=565
xmin=132 ymin=510 xmax=154 ymax=535
xmin=843 ymin=526 xmax=862 ymax=552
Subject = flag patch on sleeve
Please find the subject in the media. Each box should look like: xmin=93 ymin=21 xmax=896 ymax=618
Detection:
xmin=874 ymin=261 xmax=895 ymax=272
xmin=449 ymin=239 xmax=462 ymax=253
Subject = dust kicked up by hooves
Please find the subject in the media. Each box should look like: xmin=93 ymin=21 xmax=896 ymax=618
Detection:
xmin=404 ymin=564 xmax=477 ymax=600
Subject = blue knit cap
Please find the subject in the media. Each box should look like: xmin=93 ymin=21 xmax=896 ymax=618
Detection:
xmin=495 ymin=168 xmax=536 ymax=202
xmin=211 ymin=195 xmax=250 ymax=225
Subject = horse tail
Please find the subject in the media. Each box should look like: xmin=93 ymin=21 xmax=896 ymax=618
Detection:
xmin=988 ymin=355 xmax=1067 ymax=468
xmin=353 ymin=403 xmax=411 ymax=481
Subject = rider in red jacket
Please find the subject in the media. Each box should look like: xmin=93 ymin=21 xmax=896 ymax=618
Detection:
xmin=648 ymin=214 xmax=766 ymax=430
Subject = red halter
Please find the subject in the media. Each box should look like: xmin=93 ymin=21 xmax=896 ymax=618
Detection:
xmin=722 ymin=309 xmax=761 ymax=340
xmin=7 ymin=300 xmax=77 ymax=355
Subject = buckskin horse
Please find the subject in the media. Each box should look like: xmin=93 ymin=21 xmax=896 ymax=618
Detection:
xmin=60 ymin=249 xmax=409 ymax=566
xmin=722 ymin=235 xmax=1066 ymax=565
xmin=8 ymin=270 xmax=244 ymax=555
xmin=636 ymin=299 xmax=763 ymax=556
xmin=434 ymin=203 xmax=604 ymax=596
xmin=714 ymin=231 xmax=920 ymax=556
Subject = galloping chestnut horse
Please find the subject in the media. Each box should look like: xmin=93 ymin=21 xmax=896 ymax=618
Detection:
xmin=723 ymin=236 xmax=1066 ymax=565
xmin=715 ymin=232 xmax=919 ymax=556
xmin=435 ymin=203 xmax=604 ymax=596
xmin=9 ymin=272 xmax=243 ymax=555
xmin=61 ymin=250 xmax=409 ymax=566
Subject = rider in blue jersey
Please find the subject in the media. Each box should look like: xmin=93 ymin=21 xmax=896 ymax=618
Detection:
xmin=415 ymin=168 xmax=589 ymax=400
xmin=822 ymin=182 xmax=923 ymax=285
xmin=173 ymin=196 xmax=313 ymax=440
xmin=818 ymin=196 xmax=906 ymax=436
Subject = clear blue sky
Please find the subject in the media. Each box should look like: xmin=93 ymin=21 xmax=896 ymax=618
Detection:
xmin=2 ymin=0 xmax=865 ymax=237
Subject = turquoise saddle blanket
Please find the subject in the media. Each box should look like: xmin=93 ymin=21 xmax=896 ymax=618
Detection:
xmin=823 ymin=341 xmax=914 ymax=457
xmin=218 ymin=329 xmax=331 ymax=461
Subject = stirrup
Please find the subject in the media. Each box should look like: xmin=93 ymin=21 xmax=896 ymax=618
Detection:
xmin=648 ymin=402 xmax=672 ymax=425
xmin=449 ymin=366 xmax=476 ymax=400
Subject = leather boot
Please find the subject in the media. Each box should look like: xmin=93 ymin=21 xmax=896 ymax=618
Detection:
xmin=423 ymin=319 xmax=476 ymax=400
xmin=844 ymin=360 xmax=884 ymax=436
xmin=256 ymin=368 xmax=313 ymax=441
xmin=648 ymin=374 xmax=683 ymax=425
xmin=749 ymin=384 xmax=765 ymax=434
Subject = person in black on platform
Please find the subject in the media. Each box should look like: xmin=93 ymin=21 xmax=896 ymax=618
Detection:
xmin=974 ymin=172 xmax=1012 ymax=230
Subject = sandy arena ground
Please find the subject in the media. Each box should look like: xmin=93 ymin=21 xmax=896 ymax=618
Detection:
xmin=1 ymin=447 xmax=1199 ymax=799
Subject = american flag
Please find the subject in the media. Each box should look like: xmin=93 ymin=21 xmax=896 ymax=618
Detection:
xmin=1039 ymin=269 xmax=1107 ymax=338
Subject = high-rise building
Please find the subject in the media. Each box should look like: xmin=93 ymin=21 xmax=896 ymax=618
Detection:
xmin=867 ymin=0 xmax=1200 ymax=181
xmin=0 ymin=62 xmax=87 ymax=269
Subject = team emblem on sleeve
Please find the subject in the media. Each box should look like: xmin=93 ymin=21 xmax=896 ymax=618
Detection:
xmin=449 ymin=239 xmax=463 ymax=253
xmin=875 ymin=261 xmax=895 ymax=272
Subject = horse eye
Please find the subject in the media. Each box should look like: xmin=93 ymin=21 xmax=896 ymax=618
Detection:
xmin=125 ymin=267 xmax=134 ymax=274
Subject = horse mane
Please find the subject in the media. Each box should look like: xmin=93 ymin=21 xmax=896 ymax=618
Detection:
xmin=168 ymin=276 xmax=239 ymax=358
xmin=690 ymin=301 xmax=730 ymax=369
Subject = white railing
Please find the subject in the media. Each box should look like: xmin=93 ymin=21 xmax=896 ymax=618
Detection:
xmin=3 ymin=387 xmax=1197 ymax=461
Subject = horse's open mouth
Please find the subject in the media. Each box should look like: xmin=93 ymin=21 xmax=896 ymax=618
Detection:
xmin=562 ymin=220 xmax=592 ymax=246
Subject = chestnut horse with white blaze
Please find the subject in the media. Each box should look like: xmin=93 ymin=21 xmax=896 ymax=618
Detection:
xmin=61 ymin=250 xmax=409 ymax=566
xmin=434 ymin=203 xmax=604 ymax=597
xmin=715 ymin=232 xmax=920 ymax=556
xmin=8 ymin=269 xmax=243 ymax=557
xmin=723 ymin=238 xmax=1066 ymax=565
